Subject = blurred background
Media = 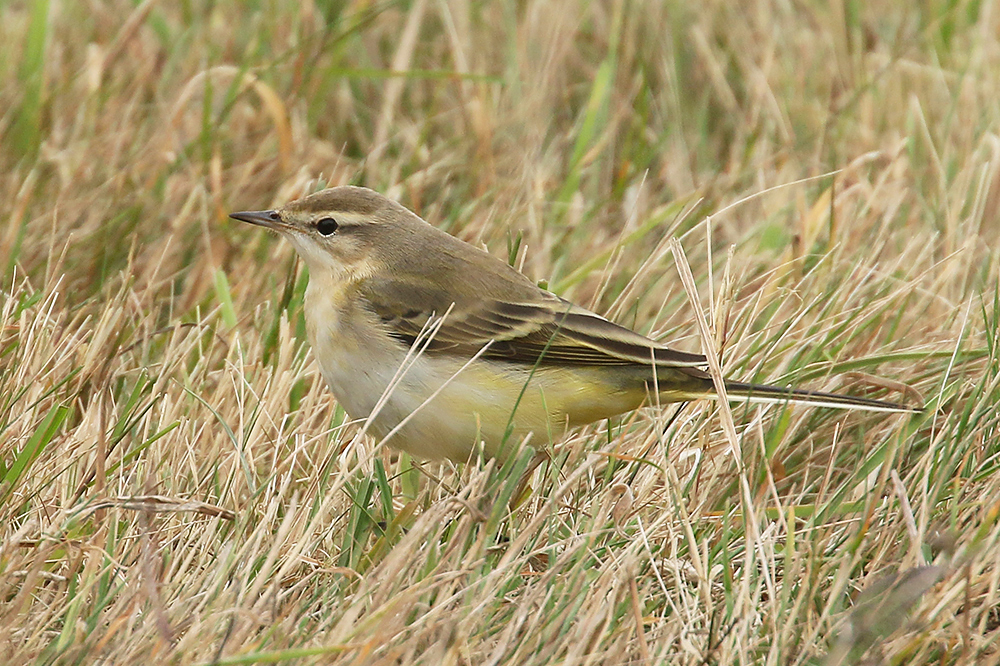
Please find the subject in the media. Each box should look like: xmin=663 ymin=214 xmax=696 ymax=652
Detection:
xmin=2 ymin=1 xmax=998 ymax=663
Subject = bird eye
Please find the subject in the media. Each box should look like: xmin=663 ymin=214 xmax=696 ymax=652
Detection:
xmin=315 ymin=217 xmax=339 ymax=236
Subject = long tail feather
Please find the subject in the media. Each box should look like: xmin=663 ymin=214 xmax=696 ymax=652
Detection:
xmin=721 ymin=380 xmax=922 ymax=414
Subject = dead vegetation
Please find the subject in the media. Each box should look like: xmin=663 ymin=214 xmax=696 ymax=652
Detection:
xmin=1 ymin=1 xmax=998 ymax=663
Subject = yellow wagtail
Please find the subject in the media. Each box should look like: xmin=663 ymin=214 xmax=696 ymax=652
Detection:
xmin=230 ymin=186 xmax=920 ymax=461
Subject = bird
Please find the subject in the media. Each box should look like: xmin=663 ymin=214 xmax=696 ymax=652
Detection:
xmin=230 ymin=186 xmax=920 ymax=462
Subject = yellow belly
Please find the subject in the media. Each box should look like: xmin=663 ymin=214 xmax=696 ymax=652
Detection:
xmin=375 ymin=361 xmax=649 ymax=460
xmin=304 ymin=275 xmax=652 ymax=461
xmin=310 ymin=318 xmax=648 ymax=460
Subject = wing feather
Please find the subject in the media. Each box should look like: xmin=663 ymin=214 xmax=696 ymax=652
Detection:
xmin=359 ymin=278 xmax=705 ymax=368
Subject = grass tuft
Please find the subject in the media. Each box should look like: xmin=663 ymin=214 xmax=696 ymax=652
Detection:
xmin=2 ymin=0 xmax=999 ymax=663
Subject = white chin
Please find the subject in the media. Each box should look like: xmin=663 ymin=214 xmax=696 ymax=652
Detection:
xmin=286 ymin=235 xmax=333 ymax=269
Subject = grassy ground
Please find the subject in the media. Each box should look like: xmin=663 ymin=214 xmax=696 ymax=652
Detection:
xmin=2 ymin=0 xmax=999 ymax=663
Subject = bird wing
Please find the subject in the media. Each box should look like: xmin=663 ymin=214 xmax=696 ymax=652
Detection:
xmin=359 ymin=278 xmax=706 ymax=368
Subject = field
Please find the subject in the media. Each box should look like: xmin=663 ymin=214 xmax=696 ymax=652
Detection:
xmin=2 ymin=1 xmax=999 ymax=663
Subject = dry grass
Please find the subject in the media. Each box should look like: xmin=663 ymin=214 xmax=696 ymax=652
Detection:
xmin=2 ymin=0 xmax=999 ymax=663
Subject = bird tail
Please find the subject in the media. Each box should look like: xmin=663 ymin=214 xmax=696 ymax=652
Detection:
xmin=719 ymin=379 xmax=921 ymax=413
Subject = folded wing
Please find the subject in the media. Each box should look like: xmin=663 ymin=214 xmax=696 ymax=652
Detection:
xmin=360 ymin=278 xmax=705 ymax=368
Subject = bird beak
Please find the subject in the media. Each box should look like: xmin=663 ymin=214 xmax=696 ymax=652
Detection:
xmin=229 ymin=209 xmax=284 ymax=230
